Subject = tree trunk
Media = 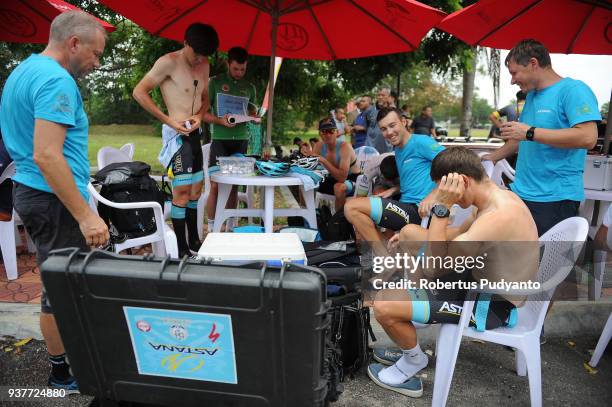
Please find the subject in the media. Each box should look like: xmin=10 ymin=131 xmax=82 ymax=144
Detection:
xmin=460 ymin=47 xmax=477 ymax=139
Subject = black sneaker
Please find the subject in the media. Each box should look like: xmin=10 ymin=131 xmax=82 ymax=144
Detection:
xmin=48 ymin=375 xmax=79 ymax=395
xmin=189 ymin=240 xmax=202 ymax=254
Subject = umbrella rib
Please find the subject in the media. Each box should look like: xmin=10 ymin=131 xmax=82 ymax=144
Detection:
xmin=346 ymin=0 xmax=417 ymax=50
xmin=19 ymin=0 xmax=52 ymax=23
xmin=238 ymin=0 xmax=271 ymax=14
xmin=575 ymin=0 xmax=612 ymax=11
xmin=305 ymin=1 xmax=337 ymax=59
xmin=244 ymin=10 xmax=262 ymax=51
xmin=567 ymin=5 xmax=596 ymax=54
xmin=476 ymin=0 xmax=545 ymax=45
xmin=281 ymin=0 xmax=333 ymax=15
xmin=154 ymin=0 xmax=211 ymax=36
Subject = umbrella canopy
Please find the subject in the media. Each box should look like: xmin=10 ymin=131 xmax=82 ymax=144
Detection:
xmin=437 ymin=0 xmax=612 ymax=55
xmin=0 ymin=0 xmax=116 ymax=44
xmin=98 ymin=0 xmax=445 ymax=60
xmin=98 ymin=0 xmax=446 ymax=149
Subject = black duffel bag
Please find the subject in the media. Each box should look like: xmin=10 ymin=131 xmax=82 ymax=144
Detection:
xmin=93 ymin=161 xmax=165 ymax=239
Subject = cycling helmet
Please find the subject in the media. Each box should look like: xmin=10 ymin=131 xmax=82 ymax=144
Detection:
xmin=292 ymin=156 xmax=319 ymax=170
xmin=256 ymin=161 xmax=290 ymax=177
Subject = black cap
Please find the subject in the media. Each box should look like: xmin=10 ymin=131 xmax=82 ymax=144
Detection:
xmin=318 ymin=118 xmax=337 ymax=131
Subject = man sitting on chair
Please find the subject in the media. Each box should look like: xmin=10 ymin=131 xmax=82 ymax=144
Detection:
xmin=367 ymin=146 xmax=539 ymax=397
xmin=302 ymin=118 xmax=360 ymax=212
xmin=345 ymin=107 xmax=444 ymax=256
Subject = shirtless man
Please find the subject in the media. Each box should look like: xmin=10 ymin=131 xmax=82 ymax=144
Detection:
xmin=133 ymin=23 xmax=231 ymax=257
xmin=302 ymin=117 xmax=360 ymax=212
xmin=367 ymin=146 xmax=539 ymax=397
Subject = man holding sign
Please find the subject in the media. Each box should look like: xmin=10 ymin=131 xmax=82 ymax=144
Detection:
xmin=206 ymin=46 xmax=257 ymax=232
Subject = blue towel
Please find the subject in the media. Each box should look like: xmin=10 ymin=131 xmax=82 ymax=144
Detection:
xmin=288 ymin=167 xmax=322 ymax=191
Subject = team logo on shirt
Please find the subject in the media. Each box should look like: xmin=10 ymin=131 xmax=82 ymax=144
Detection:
xmin=53 ymin=94 xmax=72 ymax=114
xmin=578 ymin=104 xmax=592 ymax=114
xmin=222 ymin=84 xmax=230 ymax=92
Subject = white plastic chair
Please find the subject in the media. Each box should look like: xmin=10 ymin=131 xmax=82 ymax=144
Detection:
xmin=588 ymin=312 xmax=612 ymax=368
xmin=432 ymin=217 xmax=589 ymax=407
xmin=0 ymin=162 xmax=18 ymax=280
xmin=97 ymin=146 xmax=132 ymax=170
xmin=119 ymin=143 xmax=135 ymax=160
xmin=88 ymin=183 xmax=178 ymax=258
xmin=201 ymin=143 xmax=253 ymax=237
xmin=477 ymin=152 xmax=494 ymax=178
xmin=491 ymin=159 xmax=515 ymax=189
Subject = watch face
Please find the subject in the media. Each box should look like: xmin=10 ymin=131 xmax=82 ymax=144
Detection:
xmin=433 ymin=204 xmax=449 ymax=218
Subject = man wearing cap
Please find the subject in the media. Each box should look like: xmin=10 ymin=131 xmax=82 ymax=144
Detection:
xmin=303 ymin=118 xmax=360 ymax=212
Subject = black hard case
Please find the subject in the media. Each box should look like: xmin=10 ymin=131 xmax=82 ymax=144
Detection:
xmin=41 ymin=249 xmax=330 ymax=407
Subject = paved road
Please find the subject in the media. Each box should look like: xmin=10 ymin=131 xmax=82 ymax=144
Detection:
xmin=1 ymin=334 xmax=610 ymax=406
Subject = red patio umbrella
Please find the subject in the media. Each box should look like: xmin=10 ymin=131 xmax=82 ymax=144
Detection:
xmin=98 ymin=0 xmax=446 ymax=148
xmin=437 ymin=0 xmax=612 ymax=55
xmin=0 ymin=0 xmax=116 ymax=44
xmin=438 ymin=0 xmax=612 ymax=152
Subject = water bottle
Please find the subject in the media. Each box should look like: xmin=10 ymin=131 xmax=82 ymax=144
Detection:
xmin=355 ymin=174 xmax=370 ymax=197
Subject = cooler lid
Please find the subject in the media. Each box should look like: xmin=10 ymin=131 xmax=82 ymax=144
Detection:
xmin=197 ymin=233 xmax=305 ymax=261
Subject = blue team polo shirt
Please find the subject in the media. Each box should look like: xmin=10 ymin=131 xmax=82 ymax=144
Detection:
xmin=396 ymin=134 xmax=445 ymax=203
xmin=511 ymin=78 xmax=600 ymax=202
xmin=0 ymin=54 xmax=90 ymax=200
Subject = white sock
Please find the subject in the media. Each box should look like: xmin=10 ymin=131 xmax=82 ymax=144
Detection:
xmin=378 ymin=343 xmax=428 ymax=385
xmin=208 ymin=218 xmax=215 ymax=233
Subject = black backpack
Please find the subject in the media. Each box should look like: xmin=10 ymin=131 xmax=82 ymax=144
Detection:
xmin=327 ymin=292 xmax=372 ymax=379
xmin=317 ymin=207 xmax=355 ymax=242
xmin=93 ymin=162 xmax=165 ymax=239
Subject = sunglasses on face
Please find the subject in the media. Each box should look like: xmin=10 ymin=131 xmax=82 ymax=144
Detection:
xmin=320 ymin=129 xmax=335 ymax=134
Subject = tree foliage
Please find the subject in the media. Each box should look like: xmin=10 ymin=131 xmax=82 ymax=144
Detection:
xmin=0 ymin=0 xmax=489 ymax=144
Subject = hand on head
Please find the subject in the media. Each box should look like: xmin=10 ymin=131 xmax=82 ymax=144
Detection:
xmin=436 ymin=172 xmax=465 ymax=208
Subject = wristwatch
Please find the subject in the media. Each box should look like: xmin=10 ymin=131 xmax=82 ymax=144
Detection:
xmin=526 ymin=126 xmax=536 ymax=141
xmin=431 ymin=204 xmax=450 ymax=218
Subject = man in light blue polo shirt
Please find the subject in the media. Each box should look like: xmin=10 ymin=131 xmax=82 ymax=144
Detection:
xmin=483 ymin=39 xmax=599 ymax=235
xmin=345 ymin=107 xmax=444 ymax=256
xmin=0 ymin=11 xmax=108 ymax=392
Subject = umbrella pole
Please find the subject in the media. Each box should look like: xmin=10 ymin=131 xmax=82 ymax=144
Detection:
xmin=265 ymin=11 xmax=279 ymax=156
xmin=603 ymin=90 xmax=611 ymax=157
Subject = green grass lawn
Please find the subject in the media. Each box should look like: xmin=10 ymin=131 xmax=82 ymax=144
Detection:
xmin=88 ymin=125 xmax=493 ymax=175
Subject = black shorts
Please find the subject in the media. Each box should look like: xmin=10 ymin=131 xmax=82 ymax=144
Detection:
xmin=369 ymin=197 xmax=420 ymax=230
xmin=208 ymin=139 xmax=249 ymax=171
xmin=408 ymin=271 xmax=516 ymax=330
xmin=318 ymin=172 xmax=359 ymax=195
xmin=170 ymin=129 xmax=203 ymax=187
xmin=523 ymin=199 xmax=579 ymax=236
xmin=13 ymin=183 xmax=89 ymax=314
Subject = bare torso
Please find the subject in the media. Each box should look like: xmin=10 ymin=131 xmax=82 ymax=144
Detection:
xmin=159 ymin=51 xmax=209 ymax=122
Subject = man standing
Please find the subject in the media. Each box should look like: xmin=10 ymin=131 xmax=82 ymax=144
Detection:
xmin=333 ymin=107 xmax=351 ymax=143
xmin=350 ymin=96 xmax=368 ymax=148
xmin=482 ymin=39 xmax=599 ymax=235
xmin=488 ymin=90 xmax=527 ymax=139
xmin=410 ymin=106 xmax=437 ymax=138
xmin=206 ymin=46 xmax=257 ymax=233
xmin=362 ymin=95 xmax=392 ymax=153
xmin=133 ymin=23 xmax=222 ymax=257
xmin=345 ymin=107 xmax=444 ymax=256
xmin=0 ymin=11 xmax=109 ymax=391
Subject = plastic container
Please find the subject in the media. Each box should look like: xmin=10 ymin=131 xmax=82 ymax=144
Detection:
xmin=218 ymin=156 xmax=256 ymax=175
xmin=197 ymin=233 xmax=307 ymax=266
xmin=41 ymin=249 xmax=330 ymax=407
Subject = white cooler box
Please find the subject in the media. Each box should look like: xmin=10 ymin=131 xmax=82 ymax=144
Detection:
xmin=584 ymin=155 xmax=612 ymax=191
xmin=197 ymin=233 xmax=306 ymax=266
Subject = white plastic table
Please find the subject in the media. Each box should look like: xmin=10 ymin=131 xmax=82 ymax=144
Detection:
xmin=211 ymin=173 xmax=317 ymax=233
xmin=583 ymin=189 xmax=612 ymax=226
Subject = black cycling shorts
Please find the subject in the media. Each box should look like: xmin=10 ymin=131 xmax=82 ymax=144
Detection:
xmin=170 ymin=128 xmax=203 ymax=187
xmin=369 ymin=197 xmax=421 ymax=230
